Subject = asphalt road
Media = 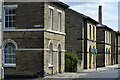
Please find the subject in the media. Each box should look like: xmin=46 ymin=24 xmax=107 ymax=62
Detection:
xmin=80 ymin=68 xmax=119 ymax=79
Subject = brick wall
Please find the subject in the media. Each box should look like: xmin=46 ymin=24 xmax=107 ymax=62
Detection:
xmin=65 ymin=9 xmax=84 ymax=71
xmin=44 ymin=2 xmax=65 ymax=75
xmin=3 ymin=2 xmax=66 ymax=77
xmin=5 ymin=2 xmax=44 ymax=29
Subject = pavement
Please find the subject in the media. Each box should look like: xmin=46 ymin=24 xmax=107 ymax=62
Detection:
xmin=44 ymin=64 xmax=119 ymax=78
xmin=6 ymin=64 xmax=119 ymax=80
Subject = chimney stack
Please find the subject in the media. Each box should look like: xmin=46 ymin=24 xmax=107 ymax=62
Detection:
xmin=99 ymin=5 xmax=102 ymax=24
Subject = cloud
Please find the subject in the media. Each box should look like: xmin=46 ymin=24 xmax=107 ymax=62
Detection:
xmin=68 ymin=2 xmax=118 ymax=30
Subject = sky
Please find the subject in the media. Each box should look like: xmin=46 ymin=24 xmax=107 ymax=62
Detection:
xmin=60 ymin=0 xmax=119 ymax=31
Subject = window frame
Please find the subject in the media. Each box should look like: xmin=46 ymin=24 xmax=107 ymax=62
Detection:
xmin=58 ymin=12 xmax=61 ymax=32
xmin=106 ymin=31 xmax=107 ymax=43
xmin=4 ymin=5 xmax=18 ymax=29
xmin=49 ymin=43 xmax=53 ymax=67
xmin=4 ymin=43 xmax=16 ymax=67
xmin=93 ymin=26 xmax=95 ymax=40
xmin=89 ymin=25 xmax=91 ymax=39
xmin=49 ymin=9 xmax=53 ymax=30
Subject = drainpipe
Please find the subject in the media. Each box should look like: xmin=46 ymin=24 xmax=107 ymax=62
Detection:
xmin=1 ymin=0 xmax=4 ymax=79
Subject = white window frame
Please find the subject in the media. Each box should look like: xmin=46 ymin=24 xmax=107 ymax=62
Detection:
xmin=4 ymin=5 xmax=18 ymax=29
xmin=49 ymin=9 xmax=53 ymax=30
xmin=89 ymin=25 xmax=91 ymax=39
xmin=106 ymin=31 xmax=107 ymax=43
xmin=4 ymin=43 xmax=16 ymax=67
xmin=49 ymin=43 xmax=53 ymax=67
xmin=48 ymin=5 xmax=54 ymax=10
xmin=57 ymin=9 xmax=62 ymax=13
xmin=58 ymin=12 xmax=61 ymax=32
xmin=3 ymin=39 xmax=18 ymax=67
xmin=109 ymin=32 xmax=110 ymax=43
xmin=93 ymin=26 xmax=95 ymax=40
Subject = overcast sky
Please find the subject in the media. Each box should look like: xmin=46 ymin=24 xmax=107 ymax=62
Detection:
xmin=60 ymin=0 xmax=119 ymax=31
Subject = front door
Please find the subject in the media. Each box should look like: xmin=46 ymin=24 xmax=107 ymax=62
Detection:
xmin=57 ymin=45 xmax=61 ymax=73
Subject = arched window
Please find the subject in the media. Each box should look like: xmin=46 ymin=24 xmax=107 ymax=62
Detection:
xmin=4 ymin=43 xmax=16 ymax=65
xmin=49 ymin=43 xmax=53 ymax=66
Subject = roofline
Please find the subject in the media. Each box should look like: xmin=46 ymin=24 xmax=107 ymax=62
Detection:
xmin=67 ymin=8 xmax=98 ymax=24
xmin=84 ymin=17 xmax=99 ymax=24
xmin=47 ymin=0 xmax=69 ymax=9
xmin=96 ymin=25 xmax=114 ymax=31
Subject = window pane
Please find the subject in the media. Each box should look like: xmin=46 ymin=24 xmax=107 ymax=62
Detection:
xmin=13 ymin=9 xmax=15 ymax=14
xmin=9 ymin=59 xmax=12 ymax=63
xmin=49 ymin=9 xmax=53 ymax=30
xmin=5 ymin=16 xmax=8 ymax=21
xmin=4 ymin=43 xmax=16 ymax=64
xmin=13 ymin=16 xmax=15 ymax=21
xmin=89 ymin=25 xmax=91 ymax=39
xmin=9 ymin=9 xmax=12 ymax=14
xmin=5 ymin=58 xmax=9 ymax=63
xmin=5 ymin=9 xmax=9 ymax=14
xmin=9 ymin=22 xmax=12 ymax=27
xmin=13 ymin=22 xmax=15 ymax=27
xmin=5 ymin=8 xmax=16 ymax=28
xmin=5 ymin=22 xmax=8 ymax=27
xmin=5 ymin=55 xmax=9 ymax=58
xmin=13 ymin=59 xmax=16 ymax=63
xmin=58 ymin=12 xmax=61 ymax=32
xmin=9 ymin=16 xmax=12 ymax=21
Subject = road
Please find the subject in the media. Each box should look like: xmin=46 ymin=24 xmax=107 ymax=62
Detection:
xmin=44 ymin=65 xmax=120 ymax=80
xmin=80 ymin=68 xmax=119 ymax=78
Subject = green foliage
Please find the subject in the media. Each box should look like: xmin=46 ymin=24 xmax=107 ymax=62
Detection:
xmin=65 ymin=52 xmax=79 ymax=72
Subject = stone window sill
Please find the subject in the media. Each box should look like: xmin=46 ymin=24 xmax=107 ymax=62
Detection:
xmin=4 ymin=64 xmax=16 ymax=67
xmin=49 ymin=64 xmax=53 ymax=67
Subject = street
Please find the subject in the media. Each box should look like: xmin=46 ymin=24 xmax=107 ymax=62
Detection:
xmin=44 ymin=64 xmax=120 ymax=80
xmin=80 ymin=68 xmax=119 ymax=78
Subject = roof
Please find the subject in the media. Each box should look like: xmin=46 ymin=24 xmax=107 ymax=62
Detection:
xmin=53 ymin=1 xmax=69 ymax=8
xmin=96 ymin=24 xmax=114 ymax=31
xmin=4 ymin=0 xmax=69 ymax=8
xmin=83 ymin=16 xmax=99 ymax=24
xmin=67 ymin=8 xmax=98 ymax=24
xmin=117 ymin=31 xmax=120 ymax=35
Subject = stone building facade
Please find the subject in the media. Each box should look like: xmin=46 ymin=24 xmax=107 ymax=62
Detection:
xmin=96 ymin=25 xmax=112 ymax=67
xmin=111 ymin=31 xmax=117 ymax=65
xmin=65 ymin=9 xmax=84 ymax=71
xmin=117 ymin=32 xmax=120 ymax=64
xmin=84 ymin=17 xmax=98 ymax=69
xmin=65 ymin=8 xmax=98 ymax=70
xmin=3 ymin=2 xmax=68 ymax=77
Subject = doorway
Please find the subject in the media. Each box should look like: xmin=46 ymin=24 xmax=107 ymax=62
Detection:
xmin=89 ymin=46 xmax=92 ymax=69
xmin=57 ymin=44 xmax=61 ymax=73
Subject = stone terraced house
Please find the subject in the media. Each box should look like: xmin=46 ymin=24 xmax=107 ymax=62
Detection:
xmin=111 ymin=30 xmax=118 ymax=65
xmin=65 ymin=8 xmax=98 ymax=71
xmin=117 ymin=32 xmax=120 ymax=64
xmin=83 ymin=15 xmax=98 ymax=69
xmin=3 ymin=1 xmax=69 ymax=78
xmin=0 ymin=0 xmax=120 ymax=79
xmin=96 ymin=25 xmax=112 ymax=67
